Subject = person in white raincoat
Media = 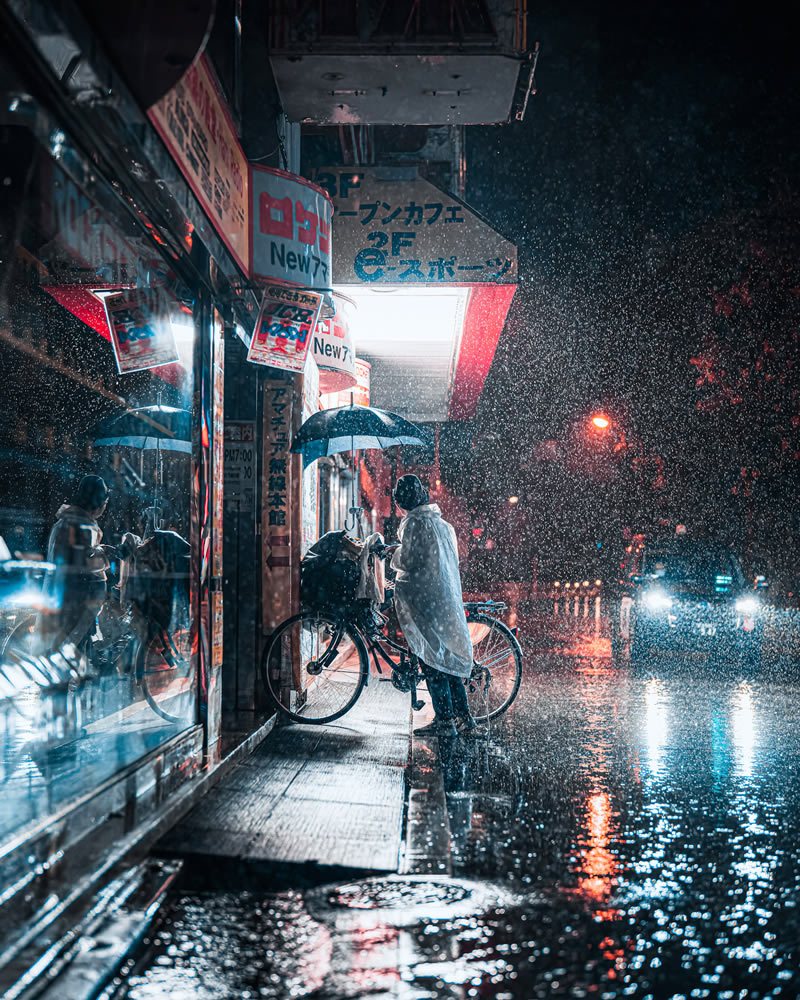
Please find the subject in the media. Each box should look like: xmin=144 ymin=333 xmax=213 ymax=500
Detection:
xmin=390 ymin=475 xmax=480 ymax=737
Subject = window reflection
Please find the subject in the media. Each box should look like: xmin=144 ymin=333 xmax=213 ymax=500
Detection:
xmin=0 ymin=108 xmax=197 ymax=844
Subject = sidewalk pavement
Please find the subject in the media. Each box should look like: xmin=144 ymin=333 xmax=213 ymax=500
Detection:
xmin=157 ymin=676 xmax=452 ymax=879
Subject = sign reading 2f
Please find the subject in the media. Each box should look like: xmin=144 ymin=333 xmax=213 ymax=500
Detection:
xmin=250 ymin=165 xmax=333 ymax=290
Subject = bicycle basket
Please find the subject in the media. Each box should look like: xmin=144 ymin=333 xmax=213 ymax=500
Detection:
xmin=300 ymin=531 xmax=360 ymax=614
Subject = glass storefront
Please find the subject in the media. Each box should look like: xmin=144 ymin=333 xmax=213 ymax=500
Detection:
xmin=0 ymin=94 xmax=198 ymax=843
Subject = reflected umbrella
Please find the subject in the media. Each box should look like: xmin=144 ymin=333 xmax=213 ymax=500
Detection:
xmin=92 ymin=404 xmax=192 ymax=532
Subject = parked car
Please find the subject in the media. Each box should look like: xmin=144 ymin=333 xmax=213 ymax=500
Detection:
xmin=610 ymin=530 xmax=766 ymax=666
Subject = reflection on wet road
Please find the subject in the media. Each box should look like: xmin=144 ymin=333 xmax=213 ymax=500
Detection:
xmin=121 ymin=602 xmax=800 ymax=998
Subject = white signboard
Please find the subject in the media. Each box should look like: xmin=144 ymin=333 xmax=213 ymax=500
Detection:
xmin=224 ymin=421 xmax=256 ymax=510
xmin=250 ymin=165 xmax=333 ymax=289
xmin=312 ymin=292 xmax=356 ymax=393
xmin=312 ymin=167 xmax=517 ymax=285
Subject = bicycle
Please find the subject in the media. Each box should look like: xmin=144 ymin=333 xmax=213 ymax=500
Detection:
xmin=1 ymin=597 xmax=193 ymax=726
xmin=260 ymin=570 xmax=524 ymax=726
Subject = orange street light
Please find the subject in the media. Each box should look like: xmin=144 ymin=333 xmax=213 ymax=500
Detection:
xmin=591 ymin=413 xmax=610 ymax=430
xmin=508 ymin=495 xmax=519 ymax=504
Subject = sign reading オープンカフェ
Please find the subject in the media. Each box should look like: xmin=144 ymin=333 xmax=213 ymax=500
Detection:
xmin=149 ymin=56 xmax=249 ymax=273
xmin=250 ymin=166 xmax=333 ymax=289
xmin=312 ymin=167 xmax=516 ymax=285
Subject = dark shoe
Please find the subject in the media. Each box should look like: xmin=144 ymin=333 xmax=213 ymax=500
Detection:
xmin=455 ymin=715 xmax=487 ymax=738
xmin=414 ymin=719 xmax=457 ymax=738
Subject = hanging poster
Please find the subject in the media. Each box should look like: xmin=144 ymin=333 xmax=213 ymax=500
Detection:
xmin=247 ymin=284 xmax=323 ymax=373
xmin=103 ymin=287 xmax=179 ymax=373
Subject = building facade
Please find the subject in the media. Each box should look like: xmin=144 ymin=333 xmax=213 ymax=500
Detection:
xmin=0 ymin=0 xmax=532 ymax=988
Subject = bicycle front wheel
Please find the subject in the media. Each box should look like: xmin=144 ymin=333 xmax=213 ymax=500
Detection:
xmin=466 ymin=613 xmax=523 ymax=722
xmin=261 ymin=611 xmax=368 ymax=724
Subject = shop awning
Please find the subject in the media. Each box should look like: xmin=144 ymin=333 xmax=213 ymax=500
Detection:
xmin=320 ymin=166 xmax=518 ymax=424
xmin=336 ymin=283 xmax=516 ymax=422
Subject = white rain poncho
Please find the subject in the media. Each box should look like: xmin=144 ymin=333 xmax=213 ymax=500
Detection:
xmin=391 ymin=503 xmax=473 ymax=678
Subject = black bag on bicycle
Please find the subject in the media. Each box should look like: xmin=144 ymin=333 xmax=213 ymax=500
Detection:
xmin=300 ymin=530 xmax=360 ymax=614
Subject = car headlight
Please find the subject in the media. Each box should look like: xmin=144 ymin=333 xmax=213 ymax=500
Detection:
xmin=735 ymin=596 xmax=760 ymax=615
xmin=642 ymin=588 xmax=673 ymax=612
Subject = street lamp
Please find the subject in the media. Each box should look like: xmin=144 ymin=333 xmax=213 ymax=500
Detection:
xmin=590 ymin=413 xmax=610 ymax=430
xmin=508 ymin=495 xmax=519 ymax=504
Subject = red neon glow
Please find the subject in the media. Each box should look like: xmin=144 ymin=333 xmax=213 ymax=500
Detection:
xmin=449 ymin=284 xmax=517 ymax=420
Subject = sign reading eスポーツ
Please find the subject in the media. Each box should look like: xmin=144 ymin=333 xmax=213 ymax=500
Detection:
xmin=247 ymin=284 xmax=323 ymax=373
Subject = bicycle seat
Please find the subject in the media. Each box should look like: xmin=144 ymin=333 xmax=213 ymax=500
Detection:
xmin=464 ymin=600 xmax=508 ymax=612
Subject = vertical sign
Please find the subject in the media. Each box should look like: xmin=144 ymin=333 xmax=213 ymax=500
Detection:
xmin=223 ymin=421 xmax=256 ymax=509
xmin=262 ymin=377 xmax=293 ymax=631
xmin=212 ymin=311 xmax=225 ymax=581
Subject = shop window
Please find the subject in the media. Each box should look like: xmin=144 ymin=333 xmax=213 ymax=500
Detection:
xmin=0 ymin=108 xmax=198 ymax=844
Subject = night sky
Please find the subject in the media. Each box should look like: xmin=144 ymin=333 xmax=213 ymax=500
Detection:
xmin=467 ymin=0 xmax=800 ymax=442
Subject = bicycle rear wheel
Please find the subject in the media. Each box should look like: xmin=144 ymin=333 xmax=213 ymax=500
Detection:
xmin=136 ymin=626 xmax=195 ymax=725
xmin=261 ymin=611 xmax=368 ymax=724
xmin=465 ymin=613 xmax=523 ymax=722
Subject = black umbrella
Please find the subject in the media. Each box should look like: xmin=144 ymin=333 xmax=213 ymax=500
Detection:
xmin=291 ymin=404 xmax=427 ymax=465
xmin=92 ymin=405 xmax=192 ymax=531
xmin=92 ymin=405 xmax=192 ymax=454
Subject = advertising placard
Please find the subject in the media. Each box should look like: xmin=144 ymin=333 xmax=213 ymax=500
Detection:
xmin=247 ymin=284 xmax=323 ymax=373
xmin=311 ymin=292 xmax=356 ymax=393
xmin=312 ymin=167 xmax=517 ymax=285
xmin=250 ymin=166 xmax=333 ymax=289
xmin=149 ymin=56 xmax=250 ymax=273
xmin=223 ymin=421 xmax=256 ymax=510
xmin=103 ymin=287 xmax=179 ymax=373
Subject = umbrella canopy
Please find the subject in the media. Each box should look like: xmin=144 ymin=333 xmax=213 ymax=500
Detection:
xmin=93 ymin=405 xmax=192 ymax=454
xmin=291 ymin=404 xmax=428 ymax=465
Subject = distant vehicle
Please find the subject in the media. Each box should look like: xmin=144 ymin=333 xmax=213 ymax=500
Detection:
xmin=610 ymin=530 xmax=766 ymax=666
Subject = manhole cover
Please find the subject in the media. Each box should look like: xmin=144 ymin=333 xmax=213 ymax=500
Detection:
xmin=329 ymin=877 xmax=472 ymax=911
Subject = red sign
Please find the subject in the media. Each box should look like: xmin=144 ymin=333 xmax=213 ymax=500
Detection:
xmin=250 ymin=166 xmax=333 ymax=289
xmin=103 ymin=288 xmax=179 ymax=373
xmin=247 ymin=284 xmax=323 ymax=373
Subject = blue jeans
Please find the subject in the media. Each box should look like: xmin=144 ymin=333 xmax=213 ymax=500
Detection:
xmin=421 ymin=662 xmax=472 ymax=722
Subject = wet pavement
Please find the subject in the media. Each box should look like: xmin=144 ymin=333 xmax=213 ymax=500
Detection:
xmin=112 ymin=600 xmax=800 ymax=999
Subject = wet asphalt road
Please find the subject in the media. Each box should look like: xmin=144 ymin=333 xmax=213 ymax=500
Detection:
xmin=119 ymin=601 xmax=800 ymax=999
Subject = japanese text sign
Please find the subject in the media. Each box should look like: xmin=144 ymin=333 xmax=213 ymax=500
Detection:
xmin=103 ymin=287 xmax=179 ymax=373
xmin=250 ymin=165 xmax=333 ymax=289
xmin=247 ymin=284 xmax=323 ymax=373
xmin=312 ymin=293 xmax=356 ymax=393
xmin=149 ymin=56 xmax=250 ymax=273
xmin=262 ymin=378 xmax=294 ymax=632
xmin=313 ymin=167 xmax=517 ymax=285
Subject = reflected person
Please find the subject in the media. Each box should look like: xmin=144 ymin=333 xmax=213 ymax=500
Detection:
xmin=40 ymin=475 xmax=111 ymax=654
xmin=390 ymin=474 xmax=481 ymax=738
